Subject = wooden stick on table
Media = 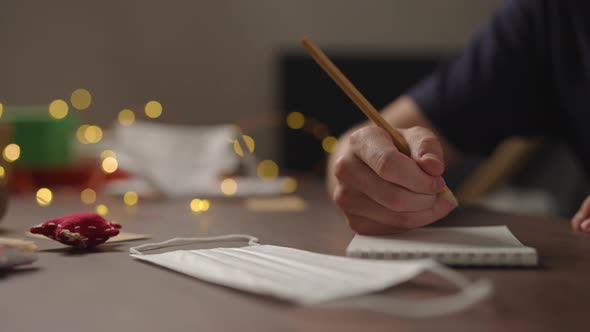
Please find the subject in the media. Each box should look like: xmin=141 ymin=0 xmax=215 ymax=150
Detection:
xmin=300 ymin=37 xmax=458 ymax=205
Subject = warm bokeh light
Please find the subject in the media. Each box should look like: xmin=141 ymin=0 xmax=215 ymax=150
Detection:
xmin=322 ymin=136 xmax=338 ymax=153
xmin=145 ymin=100 xmax=163 ymax=118
xmin=102 ymin=157 xmax=118 ymax=174
xmin=0 ymin=166 xmax=5 ymax=178
xmin=96 ymin=204 xmax=108 ymax=216
xmin=36 ymin=188 xmax=53 ymax=207
xmin=84 ymin=125 xmax=103 ymax=144
xmin=76 ymin=125 xmax=89 ymax=144
xmin=220 ymin=178 xmax=238 ymax=196
xmin=0 ymin=102 xmax=3 ymax=119
xmin=118 ymin=109 xmax=135 ymax=126
xmin=233 ymin=135 xmax=255 ymax=157
xmin=70 ymin=88 xmax=92 ymax=110
xmin=80 ymin=188 xmax=96 ymax=205
xmin=257 ymin=160 xmax=279 ymax=180
xmin=190 ymin=199 xmax=201 ymax=212
xmin=3 ymin=143 xmax=20 ymax=162
xmin=281 ymin=177 xmax=298 ymax=194
xmin=100 ymin=150 xmax=116 ymax=160
xmin=286 ymin=112 xmax=305 ymax=129
xmin=190 ymin=198 xmax=211 ymax=212
xmin=49 ymin=99 xmax=69 ymax=119
xmin=123 ymin=191 xmax=139 ymax=206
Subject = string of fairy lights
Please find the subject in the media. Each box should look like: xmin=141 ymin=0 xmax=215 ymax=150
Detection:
xmin=0 ymin=92 xmax=335 ymax=216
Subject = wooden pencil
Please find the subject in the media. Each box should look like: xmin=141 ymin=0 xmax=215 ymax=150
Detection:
xmin=300 ymin=37 xmax=458 ymax=205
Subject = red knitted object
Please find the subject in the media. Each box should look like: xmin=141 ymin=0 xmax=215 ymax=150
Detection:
xmin=30 ymin=213 xmax=121 ymax=248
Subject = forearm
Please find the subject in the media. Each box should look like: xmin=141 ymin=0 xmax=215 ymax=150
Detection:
xmin=326 ymin=96 xmax=462 ymax=194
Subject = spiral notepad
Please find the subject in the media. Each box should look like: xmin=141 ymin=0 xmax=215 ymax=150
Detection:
xmin=346 ymin=226 xmax=537 ymax=266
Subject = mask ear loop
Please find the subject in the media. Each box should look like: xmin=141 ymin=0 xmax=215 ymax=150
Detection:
xmin=315 ymin=263 xmax=493 ymax=318
xmin=129 ymin=234 xmax=260 ymax=255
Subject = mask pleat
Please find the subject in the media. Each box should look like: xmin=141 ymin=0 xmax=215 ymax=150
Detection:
xmin=227 ymin=247 xmax=373 ymax=286
xmin=210 ymin=248 xmax=359 ymax=288
xmin=242 ymin=245 xmax=426 ymax=282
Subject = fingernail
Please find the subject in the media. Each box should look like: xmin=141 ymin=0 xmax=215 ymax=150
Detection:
xmin=441 ymin=189 xmax=459 ymax=208
xmin=582 ymin=219 xmax=590 ymax=231
xmin=572 ymin=212 xmax=584 ymax=230
xmin=421 ymin=152 xmax=441 ymax=163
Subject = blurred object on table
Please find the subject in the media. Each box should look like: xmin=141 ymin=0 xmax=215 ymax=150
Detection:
xmin=0 ymin=238 xmax=38 ymax=269
xmin=0 ymin=105 xmax=126 ymax=194
xmin=457 ymin=137 xmax=545 ymax=205
xmin=104 ymin=121 xmax=292 ymax=198
xmin=2 ymin=106 xmax=77 ymax=168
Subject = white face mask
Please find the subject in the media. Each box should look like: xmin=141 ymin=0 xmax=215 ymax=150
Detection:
xmin=129 ymin=235 xmax=492 ymax=318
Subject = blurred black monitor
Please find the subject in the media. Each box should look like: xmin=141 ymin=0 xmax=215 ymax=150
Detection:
xmin=278 ymin=51 xmax=447 ymax=174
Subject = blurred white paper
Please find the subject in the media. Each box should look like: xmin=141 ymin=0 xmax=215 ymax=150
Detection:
xmin=113 ymin=121 xmax=240 ymax=197
xmin=108 ymin=121 xmax=286 ymax=198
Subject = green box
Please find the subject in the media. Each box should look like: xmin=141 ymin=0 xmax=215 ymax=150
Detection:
xmin=2 ymin=106 xmax=77 ymax=169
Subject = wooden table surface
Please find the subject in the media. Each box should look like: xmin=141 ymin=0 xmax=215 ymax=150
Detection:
xmin=1 ymin=180 xmax=589 ymax=332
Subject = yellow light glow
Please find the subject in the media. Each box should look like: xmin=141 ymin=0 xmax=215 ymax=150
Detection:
xmin=220 ymin=178 xmax=238 ymax=196
xmin=84 ymin=125 xmax=103 ymax=144
xmin=102 ymin=157 xmax=118 ymax=174
xmin=145 ymin=100 xmax=163 ymax=118
xmin=0 ymin=166 xmax=5 ymax=178
xmin=80 ymin=188 xmax=96 ymax=205
xmin=190 ymin=198 xmax=211 ymax=212
xmin=76 ymin=125 xmax=89 ymax=144
xmin=286 ymin=112 xmax=305 ymax=129
xmin=70 ymin=88 xmax=92 ymax=110
xmin=96 ymin=204 xmax=108 ymax=216
xmin=257 ymin=160 xmax=279 ymax=180
xmin=233 ymin=135 xmax=256 ymax=157
xmin=190 ymin=199 xmax=201 ymax=212
xmin=118 ymin=109 xmax=135 ymax=126
xmin=36 ymin=188 xmax=53 ymax=207
xmin=100 ymin=150 xmax=116 ymax=160
xmin=123 ymin=191 xmax=139 ymax=206
xmin=3 ymin=144 xmax=20 ymax=162
xmin=322 ymin=136 xmax=338 ymax=154
xmin=0 ymin=102 xmax=3 ymax=119
xmin=281 ymin=177 xmax=298 ymax=194
xmin=49 ymin=99 xmax=69 ymax=119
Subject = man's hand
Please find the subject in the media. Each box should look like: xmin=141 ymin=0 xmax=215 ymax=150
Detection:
xmin=571 ymin=196 xmax=590 ymax=233
xmin=331 ymin=125 xmax=458 ymax=235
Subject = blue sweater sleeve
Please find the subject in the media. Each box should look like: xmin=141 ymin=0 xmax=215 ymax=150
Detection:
xmin=408 ymin=0 xmax=558 ymax=156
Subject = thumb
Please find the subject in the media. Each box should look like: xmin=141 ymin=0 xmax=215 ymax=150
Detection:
xmin=401 ymin=127 xmax=445 ymax=176
xmin=572 ymin=196 xmax=590 ymax=232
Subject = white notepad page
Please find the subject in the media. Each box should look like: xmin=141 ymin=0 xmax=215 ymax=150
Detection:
xmin=347 ymin=226 xmax=537 ymax=266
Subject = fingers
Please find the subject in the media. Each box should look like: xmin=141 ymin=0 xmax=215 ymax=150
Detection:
xmin=332 ymin=124 xmax=455 ymax=235
xmin=334 ymin=156 xmax=437 ymax=212
xmin=402 ymin=126 xmax=445 ymax=176
xmin=334 ymin=184 xmax=456 ymax=233
xmin=349 ymin=126 xmax=445 ymax=195
xmin=345 ymin=214 xmax=407 ymax=235
xmin=571 ymin=196 xmax=590 ymax=232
